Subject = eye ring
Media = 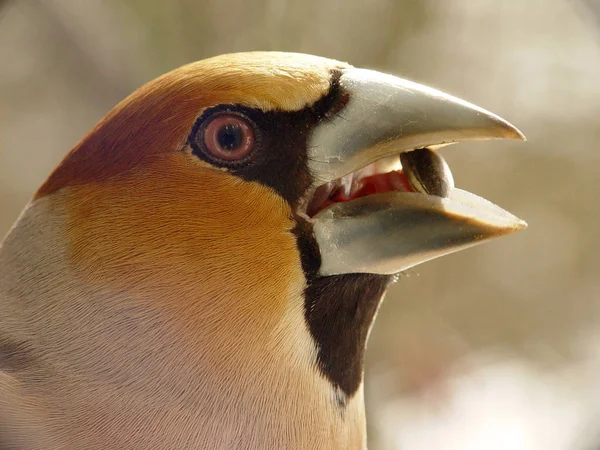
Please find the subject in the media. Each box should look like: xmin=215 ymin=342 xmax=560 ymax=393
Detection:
xmin=199 ymin=113 xmax=255 ymax=163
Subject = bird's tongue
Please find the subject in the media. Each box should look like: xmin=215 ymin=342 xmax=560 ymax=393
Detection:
xmin=335 ymin=170 xmax=414 ymax=201
xmin=319 ymin=170 xmax=414 ymax=212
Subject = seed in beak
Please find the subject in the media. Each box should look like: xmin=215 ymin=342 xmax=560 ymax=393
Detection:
xmin=399 ymin=148 xmax=454 ymax=198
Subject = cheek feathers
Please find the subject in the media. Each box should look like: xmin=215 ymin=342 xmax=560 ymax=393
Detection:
xmin=60 ymin=153 xmax=304 ymax=318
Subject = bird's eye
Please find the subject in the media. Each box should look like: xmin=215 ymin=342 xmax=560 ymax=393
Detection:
xmin=202 ymin=114 xmax=255 ymax=161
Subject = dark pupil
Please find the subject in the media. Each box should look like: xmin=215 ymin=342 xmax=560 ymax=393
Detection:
xmin=217 ymin=123 xmax=242 ymax=151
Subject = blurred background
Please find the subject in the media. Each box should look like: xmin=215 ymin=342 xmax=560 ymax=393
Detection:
xmin=1 ymin=0 xmax=599 ymax=448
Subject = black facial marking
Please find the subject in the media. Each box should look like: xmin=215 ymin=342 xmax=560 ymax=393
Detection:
xmin=292 ymin=220 xmax=393 ymax=397
xmin=304 ymin=271 xmax=392 ymax=397
xmin=188 ymin=70 xmax=343 ymax=209
xmin=188 ymin=69 xmax=390 ymax=400
xmin=292 ymin=219 xmax=321 ymax=277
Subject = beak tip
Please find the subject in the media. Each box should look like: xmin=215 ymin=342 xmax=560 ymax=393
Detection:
xmin=509 ymin=127 xmax=527 ymax=142
xmin=488 ymin=113 xmax=526 ymax=142
xmin=494 ymin=217 xmax=527 ymax=237
xmin=515 ymin=218 xmax=528 ymax=231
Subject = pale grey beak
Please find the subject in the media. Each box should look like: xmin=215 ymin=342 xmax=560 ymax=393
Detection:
xmin=307 ymin=67 xmax=526 ymax=276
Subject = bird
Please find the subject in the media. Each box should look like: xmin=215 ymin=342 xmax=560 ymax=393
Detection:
xmin=0 ymin=52 xmax=526 ymax=449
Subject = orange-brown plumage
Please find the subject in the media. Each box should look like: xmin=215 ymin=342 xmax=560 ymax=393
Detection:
xmin=64 ymin=152 xmax=302 ymax=333
xmin=37 ymin=52 xmax=347 ymax=198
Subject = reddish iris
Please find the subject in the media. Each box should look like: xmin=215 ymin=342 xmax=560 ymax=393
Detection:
xmin=203 ymin=115 xmax=254 ymax=161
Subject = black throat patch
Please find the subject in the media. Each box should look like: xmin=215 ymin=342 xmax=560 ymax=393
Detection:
xmin=304 ymin=272 xmax=392 ymax=398
xmin=295 ymin=221 xmax=393 ymax=398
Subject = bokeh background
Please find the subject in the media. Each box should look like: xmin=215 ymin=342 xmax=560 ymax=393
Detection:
xmin=1 ymin=1 xmax=599 ymax=448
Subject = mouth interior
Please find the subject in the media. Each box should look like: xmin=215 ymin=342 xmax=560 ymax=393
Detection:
xmin=305 ymin=155 xmax=415 ymax=217
xmin=305 ymin=149 xmax=455 ymax=217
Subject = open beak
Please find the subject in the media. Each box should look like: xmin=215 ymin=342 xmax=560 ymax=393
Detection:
xmin=305 ymin=67 xmax=527 ymax=276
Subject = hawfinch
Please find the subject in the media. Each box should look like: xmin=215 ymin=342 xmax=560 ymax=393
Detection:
xmin=0 ymin=52 xmax=525 ymax=449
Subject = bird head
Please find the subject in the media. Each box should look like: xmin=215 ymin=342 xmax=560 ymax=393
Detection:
xmin=14 ymin=52 xmax=525 ymax=424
